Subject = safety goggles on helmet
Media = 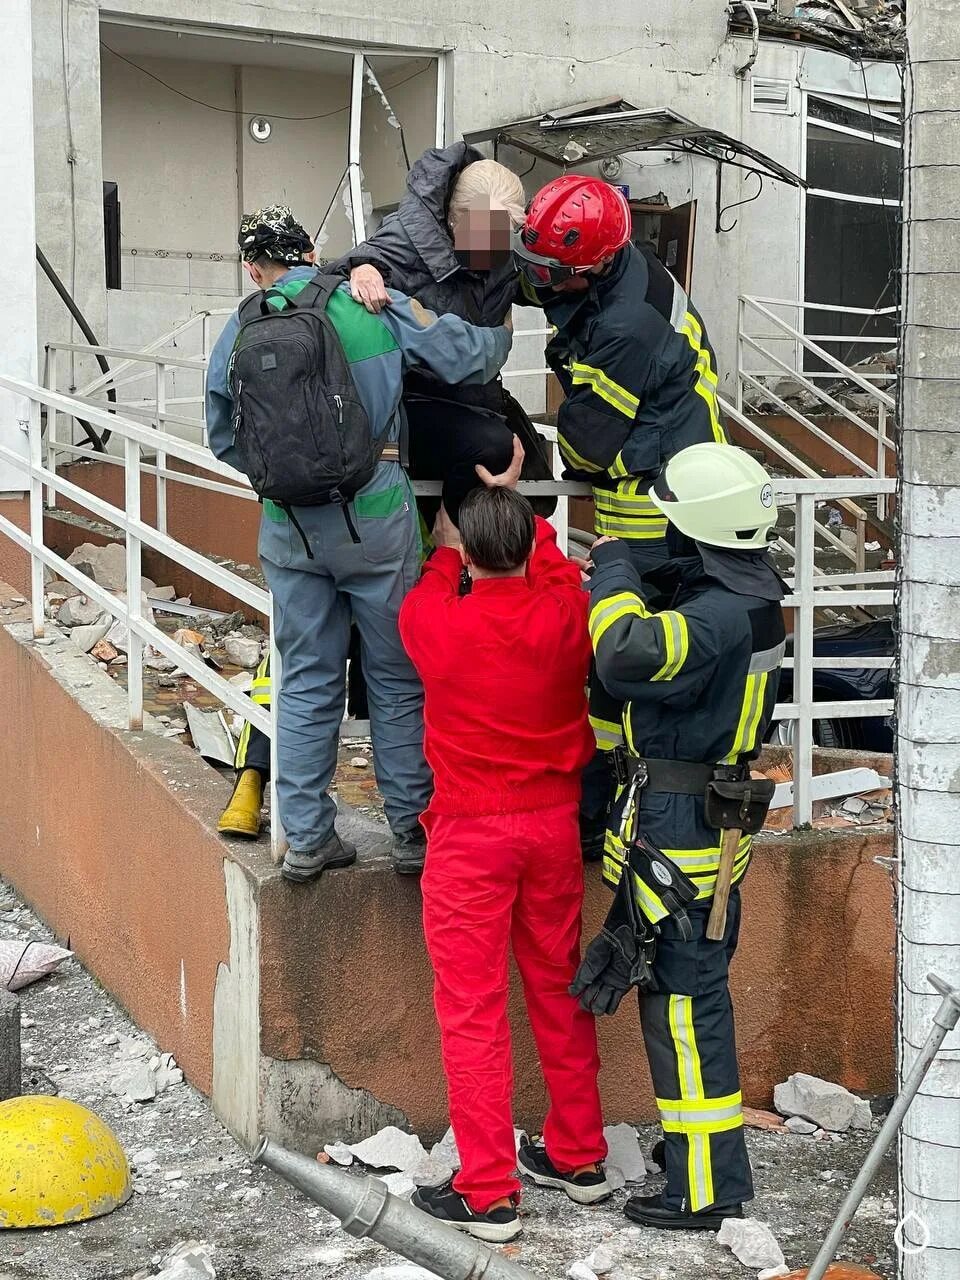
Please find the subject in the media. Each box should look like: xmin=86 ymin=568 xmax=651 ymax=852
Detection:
xmin=512 ymin=231 xmax=598 ymax=288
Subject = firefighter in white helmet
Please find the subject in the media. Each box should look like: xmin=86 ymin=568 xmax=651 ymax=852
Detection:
xmin=571 ymin=443 xmax=785 ymax=1230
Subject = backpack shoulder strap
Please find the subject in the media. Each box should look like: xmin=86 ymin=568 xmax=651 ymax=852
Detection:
xmin=237 ymin=292 xmax=261 ymax=324
xmin=295 ymin=272 xmax=341 ymax=312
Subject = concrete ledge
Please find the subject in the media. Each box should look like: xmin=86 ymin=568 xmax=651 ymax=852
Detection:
xmin=0 ymin=596 xmax=896 ymax=1152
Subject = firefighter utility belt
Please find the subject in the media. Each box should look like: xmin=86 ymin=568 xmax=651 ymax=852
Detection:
xmin=613 ymin=751 xmax=774 ymax=836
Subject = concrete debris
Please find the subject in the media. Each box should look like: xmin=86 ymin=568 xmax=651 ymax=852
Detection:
xmin=224 ymin=635 xmax=262 ymax=669
xmin=105 ymin=599 xmax=156 ymax=653
xmin=350 ymin=756 xmax=370 ymax=769
xmin=429 ymin=1126 xmax=460 ymax=1171
xmin=174 ymin=628 xmax=208 ymax=650
xmin=67 ymin=541 xmax=128 ymax=591
xmin=347 ymin=1125 xmax=429 ymax=1172
xmin=57 ymin=595 xmax=105 ymax=628
xmin=0 ymin=988 xmax=20 ymax=1101
xmin=774 ymin=1073 xmax=873 ymax=1133
xmin=758 ymin=1268 xmax=790 ymax=1280
xmin=584 ymin=1245 xmax=615 ymax=1275
xmin=567 ymin=1264 xmax=598 ymax=1280
xmin=717 ymin=1217 xmax=786 ymax=1271
xmin=228 ymin=671 xmax=254 ymax=693
xmin=116 ymin=1051 xmax=184 ymax=1103
xmin=132 ymin=1147 xmax=159 ymax=1166
xmin=0 ymin=939 xmax=73 ymax=991
xmin=378 ymin=1171 xmax=415 ymax=1198
xmin=603 ymin=1123 xmax=646 ymax=1184
xmin=70 ymin=619 xmax=112 ymax=654
xmin=90 ymin=638 xmax=120 ymax=663
xmin=148 ymin=585 xmax=178 ymax=602
xmin=44 ymin=579 xmax=81 ymax=600
xmin=322 ymin=1141 xmax=354 ymax=1166
xmin=155 ymin=1241 xmax=216 ymax=1279
xmin=784 ymin=1116 xmax=819 ymax=1135
xmin=183 ymin=704 xmax=236 ymax=767
xmin=408 ymin=1154 xmax=454 ymax=1187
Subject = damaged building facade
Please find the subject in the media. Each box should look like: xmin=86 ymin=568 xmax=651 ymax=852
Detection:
xmin=16 ymin=0 xmax=903 ymax=448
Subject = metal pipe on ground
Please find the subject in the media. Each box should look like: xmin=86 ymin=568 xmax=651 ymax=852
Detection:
xmin=254 ymin=1138 xmax=542 ymax=1280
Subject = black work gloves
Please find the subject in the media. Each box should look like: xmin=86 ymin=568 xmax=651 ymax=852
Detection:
xmin=569 ymin=873 xmax=657 ymax=1015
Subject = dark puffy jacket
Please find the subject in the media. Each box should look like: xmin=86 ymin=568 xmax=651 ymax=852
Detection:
xmin=333 ymin=142 xmax=520 ymax=409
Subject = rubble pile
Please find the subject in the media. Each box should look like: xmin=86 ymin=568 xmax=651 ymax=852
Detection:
xmin=730 ymin=0 xmax=904 ymax=61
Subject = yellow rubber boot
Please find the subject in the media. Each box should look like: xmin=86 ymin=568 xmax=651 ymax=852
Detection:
xmin=217 ymin=768 xmax=264 ymax=839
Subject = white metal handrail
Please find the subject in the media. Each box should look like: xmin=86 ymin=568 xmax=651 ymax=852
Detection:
xmin=0 ymin=375 xmax=896 ymax=835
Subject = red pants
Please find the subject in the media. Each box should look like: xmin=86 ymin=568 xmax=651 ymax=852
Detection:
xmin=421 ymin=801 xmax=607 ymax=1212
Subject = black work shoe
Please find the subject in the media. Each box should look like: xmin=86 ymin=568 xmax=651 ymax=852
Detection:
xmin=624 ymin=1191 xmax=743 ymax=1231
xmin=392 ymin=826 xmax=427 ymax=876
xmin=411 ymin=1181 xmax=521 ymax=1243
xmin=518 ymin=1140 xmax=612 ymax=1205
xmin=281 ymin=832 xmax=357 ymax=883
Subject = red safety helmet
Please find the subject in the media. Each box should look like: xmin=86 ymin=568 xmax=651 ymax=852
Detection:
xmin=515 ymin=176 xmax=631 ymax=287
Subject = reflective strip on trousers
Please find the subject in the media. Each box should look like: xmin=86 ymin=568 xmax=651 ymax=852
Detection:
xmin=667 ymin=994 xmax=714 ymax=1211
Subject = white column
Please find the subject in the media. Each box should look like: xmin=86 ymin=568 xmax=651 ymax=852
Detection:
xmin=0 ymin=0 xmax=38 ymax=495
xmin=899 ymin=1 xmax=960 ymax=1276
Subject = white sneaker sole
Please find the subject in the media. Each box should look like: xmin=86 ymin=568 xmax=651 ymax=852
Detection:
xmin=519 ymin=1162 xmax=613 ymax=1206
xmin=450 ymin=1216 xmax=523 ymax=1243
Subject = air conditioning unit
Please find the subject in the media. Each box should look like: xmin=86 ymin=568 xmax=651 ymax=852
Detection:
xmin=750 ymin=77 xmax=793 ymax=114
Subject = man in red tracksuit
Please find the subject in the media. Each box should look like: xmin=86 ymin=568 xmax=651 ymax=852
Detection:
xmin=399 ymin=449 xmax=610 ymax=1243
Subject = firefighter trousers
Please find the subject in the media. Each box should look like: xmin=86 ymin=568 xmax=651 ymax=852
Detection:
xmin=421 ymin=802 xmax=607 ymax=1212
xmin=639 ymin=889 xmax=753 ymax=1213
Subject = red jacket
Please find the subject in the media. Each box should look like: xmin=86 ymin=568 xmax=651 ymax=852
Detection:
xmin=399 ymin=517 xmax=595 ymax=817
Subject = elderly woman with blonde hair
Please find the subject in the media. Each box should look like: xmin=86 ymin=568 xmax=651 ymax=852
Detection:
xmin=333 ymin=143 xmax=554 ymax=524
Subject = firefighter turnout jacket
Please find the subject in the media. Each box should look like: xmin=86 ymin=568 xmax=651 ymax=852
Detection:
xmin=588 ymin=537 xmax=785 ymax=1216
xmin=588 ymin=540 xmax=785 ymax=914
xmin=537 ymin=243 xmax=726 ymax=543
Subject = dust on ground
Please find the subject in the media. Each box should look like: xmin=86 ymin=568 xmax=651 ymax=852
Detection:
xmin=0 ymin=879 xmax=896 ymax=1280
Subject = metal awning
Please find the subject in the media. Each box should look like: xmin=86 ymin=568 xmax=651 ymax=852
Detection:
xmin=464 ymin=97 xmax=804 ymax=190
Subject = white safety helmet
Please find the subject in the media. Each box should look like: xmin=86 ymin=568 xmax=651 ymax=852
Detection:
xmin=648 ymin=443 xmax=778 ymax=550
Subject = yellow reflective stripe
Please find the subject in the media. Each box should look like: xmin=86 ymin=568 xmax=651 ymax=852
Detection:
xmin=624 ymin=710 xmax=637 ymax=755
xmin=570 ymin=362 xmax=640 ymax=419
xmin=589 ymin=592 xmax=648 ymax=647
xmin=594 ymin=490 xmax=662 ymax=515
xmin=662 ymin=1115 xmax=744 ymax=1136
xmin=558 ymin=433 xmax=604 ymax=474
xmin=650 ymin=611 xmax=689 ymax=682
xmin=657 ymin=1091 xmax=742 ymax=1114
xmin=722 ymin=671 xmax=768 ymax=764
xmin=668 ymin=995 xmax=711 ymax=1211
xmin=590 ymin=714 xmax=624 ymax=751
xmin=608 ymin=451 xmax=631 ymax=480
xmin=594 ymin=513 xmax=669 ymax=539
xmin=630 ymin=869 xmax=670 ymax=924
xmin=234 ymin=718 xmax=252 ymax=770
xmin=679 ymin=311 xmax=725 ymax=445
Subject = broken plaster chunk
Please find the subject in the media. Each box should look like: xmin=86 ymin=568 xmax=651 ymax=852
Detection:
xmin=378 ymin=1171 xmax=415 ymax=1199
xmin=348 ymin=1125 xmax=429 ymax=1172
xmin=758 ymin=1268 xmax=790 ymax=1280
xmin=585 ymin=1246 xmax=615 ymax=1276
xmin=70 ymin=619 xmax=112 ymax=654
xmin=67 ymin=541 xmax=128 ymax=591
xmin=119 ymin=1063 xmax=158 ymax=1103
xmin=323 ymin=1141 xmax=354 ymax=1166
xmin=132 ymin=1146 xmax=158 ymax=1167
xmin=602 ymin=1123 xmax=646 ymax=1184
xmin=155 ymin=1240 xmax=215 ymax=1279
xmin=58 ymin=595 xmax=105 ymax=628
xmin=430 ymin=1126 xmax=460 ymax=1171
xmin=717 ymin=1217 xmax=786 ymax=1270
xmin=408 ymin=1154 xmax=454 ymax=1187
xmin=350 ymin=756 xmax=370 ymax=769
xmin=784 ymin=1116 xmax=819 ymax=1135
xmin=148 ymin=584 xmax=178 ymax=602
xmin=568 ymin=1265 xmax=599 ymax=1280
xmin=224 ymin=635 xmax=262 ymax=669
xmin=774 ymin=1073 xmax=872 ymax=1133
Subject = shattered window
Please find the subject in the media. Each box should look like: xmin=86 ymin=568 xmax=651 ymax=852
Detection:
xmin=806 ymin=126 xmax=900 ymax=199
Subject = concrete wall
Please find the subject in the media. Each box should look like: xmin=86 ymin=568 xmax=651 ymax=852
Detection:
xmin=0 ymin=600 xmax=896 ymax=1151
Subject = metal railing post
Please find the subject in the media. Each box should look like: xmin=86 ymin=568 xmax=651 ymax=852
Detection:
xmin=155 ymin=361 xmax=168 ymax=535
xmin=793 ymin=493 xmax=816 ymax=826
xmin=736 ymin=295 xmax=745 ymax=415
xmin=44 ymin=346 xmax=59 ymax=510
xmin=27 ymin=399 xmax=44 ymax=638
xmin=201 ymin=314 xmax=211 ymax=447
xmin=855 ymin=513 xmax=867 ymax=576
xmin=876 ymin=403 xmax=888 ymax=521
xmin=269 ymin=594 xmax=285 ymax=864
xmin=124 ymin=436 xmax=144 ymax=730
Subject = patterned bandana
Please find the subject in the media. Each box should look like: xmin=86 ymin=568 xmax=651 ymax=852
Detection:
xmin=238 ymin=205 xmax=314 ymax=264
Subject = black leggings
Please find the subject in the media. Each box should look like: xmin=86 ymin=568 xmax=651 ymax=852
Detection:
xmin=406 ymin=398 xmax=514 ymax=526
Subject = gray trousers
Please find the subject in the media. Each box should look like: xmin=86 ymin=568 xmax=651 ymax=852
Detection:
xmin=258 ymin=495 xmax=431 ymax=852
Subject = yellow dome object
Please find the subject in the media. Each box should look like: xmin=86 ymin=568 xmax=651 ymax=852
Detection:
xmin=0 ymin=1096 xmax=131 ymax=1228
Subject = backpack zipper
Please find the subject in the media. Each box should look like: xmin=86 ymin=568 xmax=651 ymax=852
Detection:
xmin=334 ymin=394 xmax=344 ymax=424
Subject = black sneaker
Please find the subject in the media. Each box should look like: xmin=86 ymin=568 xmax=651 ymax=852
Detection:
xmin=281 ymin=832 xmax=357 ymax=883
xmin=392 ymin=826 xmax=427 ymax=876
xmin=411 ymin=1181 xmax=521 ymax=1243
xmin=624 ymin=1191 xmax=743 ymax=1231
xmin=517 ymin=1140 xmax=612 ymax=1205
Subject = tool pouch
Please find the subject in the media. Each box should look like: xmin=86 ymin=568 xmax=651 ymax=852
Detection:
xmin=628 ymin=835 xmax=700 ymax=942
xmin=704 ymin=776 xmax=775 ymax=834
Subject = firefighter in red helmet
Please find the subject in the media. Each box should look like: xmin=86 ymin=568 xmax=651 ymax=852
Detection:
xmin=515 ymin=175 xmax=729 ymax=861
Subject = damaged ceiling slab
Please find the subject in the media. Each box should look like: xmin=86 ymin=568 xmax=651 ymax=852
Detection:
xmin=729 ymin=0 xmax=905 ymax=63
